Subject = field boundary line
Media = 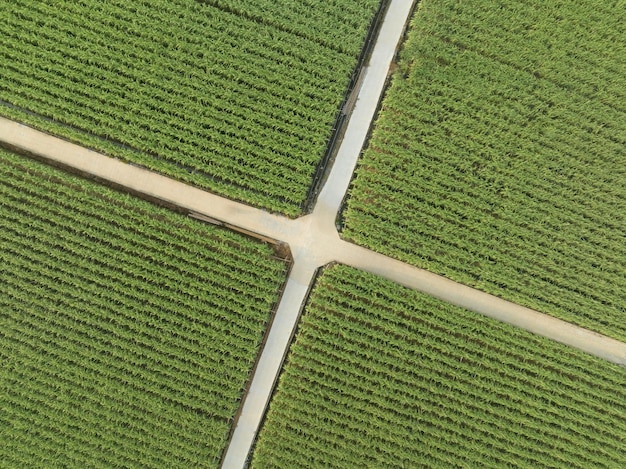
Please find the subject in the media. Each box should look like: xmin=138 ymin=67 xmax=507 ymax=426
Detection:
xmin=335 ymin=241 xmax=626 ymax=367
xmin=304 ymin=0 xmax=392 ymax=212
xmin=220 ymin=260 xmax=318 ymax=468
xmin=0 ymin=116 xmax=292 ymax=244
xmin=2 ymin=0 xmax=626 ymax=466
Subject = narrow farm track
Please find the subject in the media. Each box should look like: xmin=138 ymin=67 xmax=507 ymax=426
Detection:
xmin=2 ymin=0 xmax=625 ymax=467
xmin=334 ymin=240 xmax=626 ymax=367
xmin=3 ymin=114 xmax=626 ymax=465
xmin=221 ymin=259 xmax=317 ymax=468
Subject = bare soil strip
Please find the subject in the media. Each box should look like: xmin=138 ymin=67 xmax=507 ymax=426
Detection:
xmin=313 ymin=0 xmax=415 ymax=225
xmin=221 ymin=261 xmax=318 ymax=468
xmin=0 ymin=116 xmax=289 ymax=242
xmin=335 ymin=240 xmax=626 ymax=367
xmin=3 ymin=110 xmax=626 ymax=469
xmin=2 ymin=1 xmax=625 ymax=466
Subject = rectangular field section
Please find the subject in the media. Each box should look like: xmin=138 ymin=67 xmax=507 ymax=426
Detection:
xmin=0 ymin=149 xmax=288 ymax=467
xmin=252 ymin=265 xmax=626 ymax=468
xmin=342 ymin=0 xmax=626 ymax=339
xmin=0 ymin=0 xmax=381 ymax=216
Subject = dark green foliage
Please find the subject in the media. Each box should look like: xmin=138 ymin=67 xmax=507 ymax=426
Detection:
xmin=343 ymin=0 xmax=626 ymax=339
xmin=0 ymin=149 xmax=287 ymax=467
xmin=253 ymin=265 xmax=626 ymax=467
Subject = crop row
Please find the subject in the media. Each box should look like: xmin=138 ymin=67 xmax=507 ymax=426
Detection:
xmin=202 ymin=0 xmax=381 ymax=55
xmin=0 ymin=0 xmax=380 ymax=215
xmin=252 ymin=265 xmax=626 ymax=467
xmin=343 ymin=0 xmax=626 ymax=340
xmin=417 ymin=0 xmax=625 ymax=111
xmin=0 ymin=149 xmax=288 ymax=467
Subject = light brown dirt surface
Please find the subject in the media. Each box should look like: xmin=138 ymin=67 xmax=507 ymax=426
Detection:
xmin=2 ymin=1 xmax=625 ymax=467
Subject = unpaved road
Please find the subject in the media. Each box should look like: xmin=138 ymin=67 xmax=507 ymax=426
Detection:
xmin=313 ymin=0 xmax=415 ymax=224
xmin=3 ymin=115 xmax=626 ymax=469
xmin=220 ymin=260 xmax=317 ymax=468
xmin=0 ymin=117 xmax=290 ymax=242
xmin=335 ymin=240 xmax=626 ymax=366
xmin=2 ymin=0 xmax=625 ymax=466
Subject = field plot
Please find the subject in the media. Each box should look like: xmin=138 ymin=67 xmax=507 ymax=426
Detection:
xmin=0 ymin=0 xmax=381 ymax=216
xmin=343 ymin=0 xmax=626 ymax=339
xmin=252 ymin=265 xmax=626 ymax=468
xmin=0 ymin=149 xmax=288 ymax=467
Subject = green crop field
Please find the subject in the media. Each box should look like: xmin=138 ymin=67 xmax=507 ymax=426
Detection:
xmin=343 ymin=0 xmax=626 ymax=340
xmin=0 ymin=149 xmax=288 ymax=467
xmin=0 ymin=0 xmax=381 ymax=216
xmin=252 ymin=265 xmax=626 ymax=467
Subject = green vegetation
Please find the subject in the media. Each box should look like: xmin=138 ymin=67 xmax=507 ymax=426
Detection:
xmin=0 ymin=149 xmax=288 ymax=467
xmin=343 ymin=0 xmax=626 ymax=339
xmin=0 ymin=0 xmax=381 ymax=216
xmin=252 ymin=265 xmax=626 ymax=468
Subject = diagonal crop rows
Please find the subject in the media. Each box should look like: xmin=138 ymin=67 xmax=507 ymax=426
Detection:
xmin=252 ymin=265 xmax=626 ymax=468
xmin=0 ymin=148 xmax=288 ymax=467
xmin=0 ymin=0 xmax=381 ymax=216
xmin=2 ymin=0 xmax=625 ymax=466
xmin=343 ymin=0 xmax=626 ymax=341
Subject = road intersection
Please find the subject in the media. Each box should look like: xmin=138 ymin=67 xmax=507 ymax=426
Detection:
xmin=1 ymin=1 xmax=625 ymax=467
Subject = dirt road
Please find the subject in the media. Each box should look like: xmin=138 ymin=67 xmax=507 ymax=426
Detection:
xmin=2 ymin=0 xmax=625 ymax=466
xmin=334 ymin=240 xmax=626 ymax=366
